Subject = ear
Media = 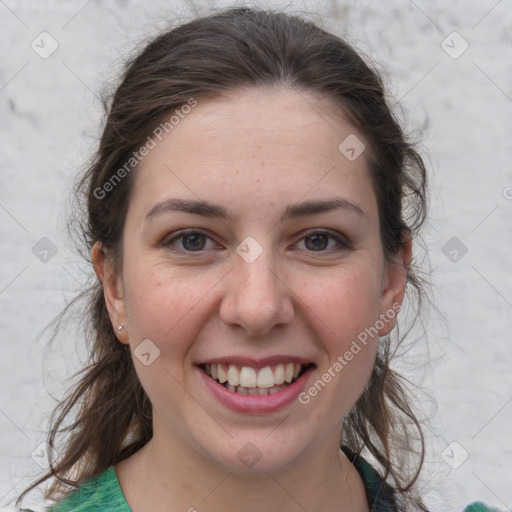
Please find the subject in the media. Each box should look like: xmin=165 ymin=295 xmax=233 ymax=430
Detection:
xmin=377 ymin=232 xmax=412 ymax=336
xmin=91 ymin=241 xmax=129 ymax=344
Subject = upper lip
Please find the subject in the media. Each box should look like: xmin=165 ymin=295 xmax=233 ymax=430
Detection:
xmin=195 ymin=355 xmax=315 ymax=368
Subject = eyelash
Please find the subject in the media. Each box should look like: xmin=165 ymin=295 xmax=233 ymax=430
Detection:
xmin=161 ymin=228 xmax=350 ymax=254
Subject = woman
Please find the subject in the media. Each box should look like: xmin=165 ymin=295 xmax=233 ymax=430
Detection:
xmin=16 ymin=6 xmax=499 ymax=512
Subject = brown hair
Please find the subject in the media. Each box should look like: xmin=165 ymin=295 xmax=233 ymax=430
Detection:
xmin=17 ymin=6 xmax=430 ymax=511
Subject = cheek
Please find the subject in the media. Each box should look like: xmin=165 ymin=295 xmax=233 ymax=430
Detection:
xmin=298 ymin=262 xmax=383 ymax=343
xmin=122 ymin=260 xmax=218 ymax=354
xmin=295 ymin=263 xmax=382 ymax=404
xmin=121 ymin=262 xmax=221 ymax=408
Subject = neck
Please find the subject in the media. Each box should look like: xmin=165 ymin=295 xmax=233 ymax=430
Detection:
xmin=115 ymin=424 xmax=369 ymax=512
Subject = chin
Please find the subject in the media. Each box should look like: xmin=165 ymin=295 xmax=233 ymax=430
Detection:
xmin=200 ymin=432 xmax=309 ymax=475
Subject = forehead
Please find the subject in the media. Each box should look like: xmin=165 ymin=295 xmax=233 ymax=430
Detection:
xmin=129 ymin=86 xmax=377 ymax=224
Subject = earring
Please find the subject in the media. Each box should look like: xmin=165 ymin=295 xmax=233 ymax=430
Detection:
xmin=117 ymin=325 xmax=124 ymax=332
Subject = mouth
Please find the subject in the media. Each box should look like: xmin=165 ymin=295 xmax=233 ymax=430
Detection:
xmin=197 ymin=362 xmax=315 ymax=396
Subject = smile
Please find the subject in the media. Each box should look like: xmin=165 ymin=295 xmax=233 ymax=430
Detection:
xmin=199 ymin=362 xmax=314 ymax=396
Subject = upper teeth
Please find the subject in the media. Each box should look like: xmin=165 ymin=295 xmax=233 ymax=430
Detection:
xmin=205 ymin=363 xmax=303 ymax=388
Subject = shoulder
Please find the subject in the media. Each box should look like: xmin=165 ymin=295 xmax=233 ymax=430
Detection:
xmin=46 ymin=466 xmax=130 ymax=512
xmin=463 ymin=502 xmax=504 ymax=512
xmin=341 ymin=446 xmax=504 ymax=512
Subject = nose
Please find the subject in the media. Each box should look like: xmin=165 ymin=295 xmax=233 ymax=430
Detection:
xmin=219 ymin=250 xmax=295 ymax=337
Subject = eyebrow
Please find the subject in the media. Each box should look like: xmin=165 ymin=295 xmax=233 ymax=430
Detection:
xmin=145 ymin=197 xmax=366 ymax=222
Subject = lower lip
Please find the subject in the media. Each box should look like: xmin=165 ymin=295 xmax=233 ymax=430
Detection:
xmin=197 ymin=365 xmax=315 ymax=414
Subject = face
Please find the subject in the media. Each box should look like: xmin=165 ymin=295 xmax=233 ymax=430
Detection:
xmin=95 ymin=86 xmax=409 ymax=474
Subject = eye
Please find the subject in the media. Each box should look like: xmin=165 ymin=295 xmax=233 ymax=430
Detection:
xmin=161 ymin=228 xmax=350 ymax=254
xmin=294 ymin=230 xmax=350 ymax=252
xmin=161 ymin=229 xmax=221 ymax=252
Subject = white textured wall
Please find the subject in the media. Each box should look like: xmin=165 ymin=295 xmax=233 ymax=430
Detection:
xmin=1 ymin=1 xmax=511 ymax=511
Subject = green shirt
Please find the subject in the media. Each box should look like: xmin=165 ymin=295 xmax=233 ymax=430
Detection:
xmin=45 ymin=449 xmax=501 ymax=512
